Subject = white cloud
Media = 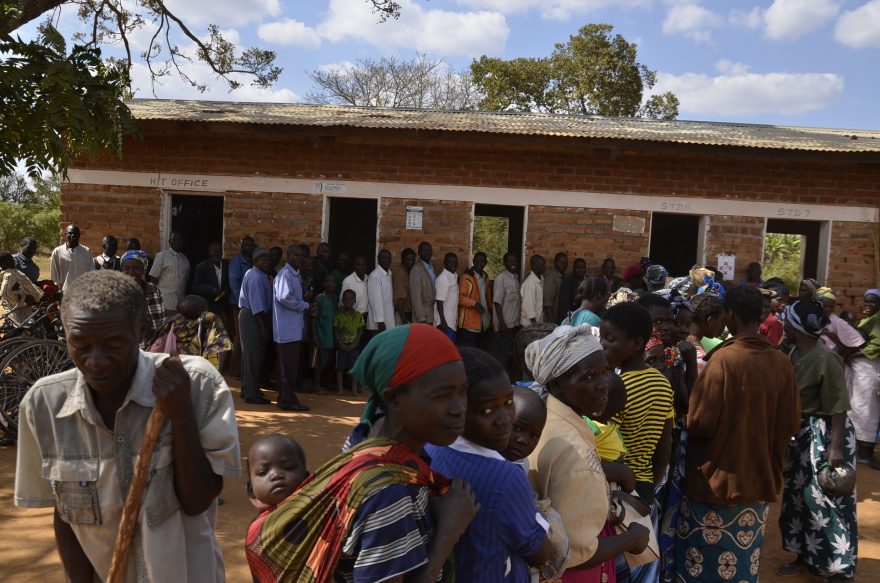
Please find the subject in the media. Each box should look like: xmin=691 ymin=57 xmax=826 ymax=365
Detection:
xmin=161 ymin=0 xmax=282 ymax=27
xmin=835 ymin=0 xmax=880 ymax=48
xmin=729 ymin=7 xmax=762 ymax=29
xmin=662 ymin=1 xmax=723 ymax=43
xmin=454 ymin=0 xmax=648 ymax=21
xmin=655 ymin=61 xmax=844 ymax=116
xmin=321 ymin=0 xmax=509 ymax=56
xmin=763 ymin=0 xmax=840 ymax=40
xmin=128 ymin=54 xmax=298 ymax=103
xmin=258 ymin=19 xmax=322 ymax=49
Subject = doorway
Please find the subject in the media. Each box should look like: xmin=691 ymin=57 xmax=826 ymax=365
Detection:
xmin=649 ymin=213 xmax=701 ymax=276
xmin=472 ymin=204 xmax=525 ymax=278
xmin=327 ymin=197 xmax=378 ymax=268
xmin=763 ymin=219 xmax=826 ymax=290
xmin=170 ymin=194 xmax=224 ymax=269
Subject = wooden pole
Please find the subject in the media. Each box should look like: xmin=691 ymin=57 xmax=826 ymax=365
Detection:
xmin=106 ymin=407 xmax=166 ymax=583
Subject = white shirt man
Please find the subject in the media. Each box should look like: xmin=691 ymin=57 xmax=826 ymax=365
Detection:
xmin=520 ymin=271 xmax=544 ymax=327
xmin=51 ymin=227 xmax=92 ymax=291
xmin=367 ymin=261 xmax=395 ymax=331
xmin=434 ymin=267 xmax=460 ymax=331
xmin=150 ymin=247 xmax=190 ymax=313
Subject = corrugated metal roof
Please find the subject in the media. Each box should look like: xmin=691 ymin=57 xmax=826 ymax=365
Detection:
xmin=127 ymin=99 xmax=880 ymax=154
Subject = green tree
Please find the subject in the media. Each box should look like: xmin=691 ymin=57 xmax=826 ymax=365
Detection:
xmin=0 ymin=174 xmax=60 ymax=250
xmin=1 ymin=1 xmax=400 ymax=178
xmin=471 ymin=24 xmax=679 ymax=119
xmin=762 ymin=233 xmax=802 ymax=291
xmin=0 ymin=171 xmax=30 ymax=203
xmin=471 ymin=215 xmax=509 ymax=279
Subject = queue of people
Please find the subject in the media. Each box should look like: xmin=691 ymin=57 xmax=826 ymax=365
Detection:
xmin=7 ymin=228 xmax=880 ymax=583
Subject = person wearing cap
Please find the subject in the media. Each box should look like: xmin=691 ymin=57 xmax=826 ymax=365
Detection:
xmin=644 ymin=264 xmax=668 ymax=293
xmin=239 ymin=247 xmax=274 ymax=405
xmin=622 ymin=264 xmax=646 ymax=297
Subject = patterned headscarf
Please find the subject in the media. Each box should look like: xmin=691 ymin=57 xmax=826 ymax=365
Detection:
xmin=697 ymin=274 xmax=725 ymax=297
xmin=784 ymin=300 xmax=828 ymax=337
xmin=524 ymin=324 xmax=603 ymax=388
xmin=351 ymin=324 xmax=462 ymax=425
xmin=120 ymin=249 xmax=149 ymax=270
xmin=668 ymin=276 xmax=695 ymax=296
xmin=816 ymin=287 xmax=836 ymax=302
xmin=645 ymin=264 xmax=668 ymax=286
xmin=606 ymin=287 xmax=639 ymax=308
xmin=656 ymin=288 xmax=692 ymax=320
xmin=644 ymin=329 xmax=676 ymax=367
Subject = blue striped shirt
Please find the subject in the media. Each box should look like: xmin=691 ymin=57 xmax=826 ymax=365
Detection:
xmin=426 ymin=438 xmax=546 ymax=582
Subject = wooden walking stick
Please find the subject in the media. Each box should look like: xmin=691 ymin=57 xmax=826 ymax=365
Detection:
xmin=106 ymin=406 xmax=166 ymax=583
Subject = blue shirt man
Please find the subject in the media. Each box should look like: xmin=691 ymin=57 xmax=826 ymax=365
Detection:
xmin=229 ymin=236 xmax=255 ymax=307
xmin=14 ymin=238 xmax=40 ymax=284
xmin=239 ymin=266 xmax=272 ymax=316
xmin=273 ymin=263 xmax=309 ymax=343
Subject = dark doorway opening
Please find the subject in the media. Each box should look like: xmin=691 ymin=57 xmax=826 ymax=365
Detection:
xmin=765 ymin=219 xmax=822 ymax=282
xmin=328 ymin=197 xmax=378 ymax=268
xmin=650 ymin=213 xmax=700 ymax=276
xmin=473 ymin=204 xmax=525 ymax=278
xmin=170 ymin=194 xmax=224 ymax=271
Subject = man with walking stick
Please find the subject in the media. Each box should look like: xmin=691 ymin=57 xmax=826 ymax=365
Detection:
xmin=14 ymin=270 xmax=241 ymax=582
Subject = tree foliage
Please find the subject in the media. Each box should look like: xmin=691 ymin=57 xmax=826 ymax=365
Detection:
xmin=471 ymin=24 xmax=679 ymax=119
xmin=306 ymin=53 xmax=480 ymax=109
xmin=0 ymin=0 xmax=400 ymax=178
xmin=472 ymin=215 xmax=509 ymax=279
xmin=763 ymin=233 xmax=803 ymax=291
xmin=0 ymin=173 xmax=61 ymax=251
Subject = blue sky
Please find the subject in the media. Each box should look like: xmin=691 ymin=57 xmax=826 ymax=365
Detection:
xmin=21 ymin=0 xmax=880 ymax=129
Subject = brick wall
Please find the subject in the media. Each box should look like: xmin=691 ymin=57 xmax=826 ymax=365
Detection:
xmin=60 ymin=184 xmax=162 ymax=253
xmin=827 ymin=221 xmax=878 ymax=307
xmin=222 ymin=191 xmax=322 ymax=257
xmin=526 ymin=207 xmax=651 ymax=275
xmin=378 ymin=198 xmax=472 ymax=271
xmin=703 ymin=215 xmax=766 ymax=282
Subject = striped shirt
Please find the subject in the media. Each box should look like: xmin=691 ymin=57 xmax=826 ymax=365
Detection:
xmin=426 ymin=438 xmax=546 ymax=582
xmin=336 ymin=483 xmax=440 ymax=583
xmin=612 ymin=367 xmax=674 ymax=483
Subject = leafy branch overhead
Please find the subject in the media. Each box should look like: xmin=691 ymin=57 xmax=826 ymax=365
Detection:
xmin=471 ymin=24 xmax=679 ymax=120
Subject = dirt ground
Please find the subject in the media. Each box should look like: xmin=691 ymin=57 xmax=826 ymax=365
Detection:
xmin=2 ymin=377 xmax=879 ymax=582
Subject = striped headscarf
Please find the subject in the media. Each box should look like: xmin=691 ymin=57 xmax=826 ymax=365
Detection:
xmin=351 ymin=324 xmax=462 ymax=425
xmin=784 ymin=300 xmax=828 ymax=337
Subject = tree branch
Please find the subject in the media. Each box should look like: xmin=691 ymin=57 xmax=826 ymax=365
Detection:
xmin=0 ymin=0 xmax=66 ymax=36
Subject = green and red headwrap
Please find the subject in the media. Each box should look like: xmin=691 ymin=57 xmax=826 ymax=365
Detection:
xmin=351 ymin=324 xmax=462 ymax=425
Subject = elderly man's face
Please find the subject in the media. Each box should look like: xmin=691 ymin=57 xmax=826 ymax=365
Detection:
xmin=63 ymin=305 xmax=141 ymax=396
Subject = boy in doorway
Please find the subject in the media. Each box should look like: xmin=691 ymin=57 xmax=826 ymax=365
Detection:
xmin=334 ymin=289 xmax=364 ymax=395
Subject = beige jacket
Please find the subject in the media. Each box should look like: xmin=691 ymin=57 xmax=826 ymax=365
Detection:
xmin=409 ymin=261 xmax=436 ymax=324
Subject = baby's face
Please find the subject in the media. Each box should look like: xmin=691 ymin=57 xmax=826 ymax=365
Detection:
xmin=248 ymin=441 xmax=308 ymax=507
xmin=500 ymin=397 xmax=546 ymax=462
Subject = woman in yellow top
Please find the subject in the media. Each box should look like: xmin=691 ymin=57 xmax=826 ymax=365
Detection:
xmin=526 ymin=324 xmax=649 ymax=583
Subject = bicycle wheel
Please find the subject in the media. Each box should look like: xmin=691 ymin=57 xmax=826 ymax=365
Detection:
xmin=0 ymin=337 xmax=31 ymax=364
xmin=0 ymin=339 xmax=73 ymax=435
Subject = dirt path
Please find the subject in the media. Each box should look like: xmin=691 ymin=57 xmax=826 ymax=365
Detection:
xmin=2 ymin=380 xmax=879 ymax=582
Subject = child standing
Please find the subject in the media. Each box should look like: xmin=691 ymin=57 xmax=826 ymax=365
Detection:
xmin=312 ymin=274 xmax=336 ymax=393
xmin=334 ymin=289 xmax=364 ymax=395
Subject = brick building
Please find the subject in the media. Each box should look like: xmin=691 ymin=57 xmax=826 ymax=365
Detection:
xmin=63 ymin=99 xmax=879 ymax=306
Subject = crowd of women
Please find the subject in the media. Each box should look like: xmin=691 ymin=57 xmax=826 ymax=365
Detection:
xmin=236 ymin=261 xmax=880 ymax=583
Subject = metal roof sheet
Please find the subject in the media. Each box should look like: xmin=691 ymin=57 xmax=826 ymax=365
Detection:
xmin=126 ymin=99 xmax=880 ymax=154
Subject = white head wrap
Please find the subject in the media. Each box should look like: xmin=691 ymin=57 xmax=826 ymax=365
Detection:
xmin=524 ymin=324 xmax=604 ymax=387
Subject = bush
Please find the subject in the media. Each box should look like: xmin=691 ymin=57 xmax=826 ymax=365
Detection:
xmin=0 ymin=174 xmax=61 ymax=252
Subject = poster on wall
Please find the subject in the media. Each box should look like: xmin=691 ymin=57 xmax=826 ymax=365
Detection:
xmin=406 ymin=206 xmax=424 ymax=230
xmin=717 ymin=255 xmax=736 ymax=281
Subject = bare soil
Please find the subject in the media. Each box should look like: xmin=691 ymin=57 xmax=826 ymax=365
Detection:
xmin=2 ymin=377 xmax=878 ymax=582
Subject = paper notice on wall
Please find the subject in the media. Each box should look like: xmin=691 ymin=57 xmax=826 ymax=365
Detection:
xmin=717 ymin=255 xmax=736 ymax=281
xmin=406 ymin=206 xmax=424 ymax=230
